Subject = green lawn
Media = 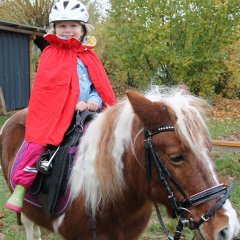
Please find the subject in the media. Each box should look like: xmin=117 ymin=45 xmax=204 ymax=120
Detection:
xmin=209 ymin=118 xmax=240 ymax=140
xmin=0 ymin=115 xmax=239 ymax=240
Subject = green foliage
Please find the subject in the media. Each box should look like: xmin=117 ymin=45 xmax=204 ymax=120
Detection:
xmin=221 ymin=39 xmax=240 ymax=99
xmin=0 ymin=0 xmax=239 ymax=97
xmin=100 ymin=0 xmax=240 ymax=96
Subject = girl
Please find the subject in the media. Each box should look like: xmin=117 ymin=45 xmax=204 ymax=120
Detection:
xmin=6 ymin=0 xmax=116 ymax=213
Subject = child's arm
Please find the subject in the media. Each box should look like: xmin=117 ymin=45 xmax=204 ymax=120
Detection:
xmin=87 ymin=100 xmax=99 ymax=111
xmin=75 ymin=100 xmax=99 ymax=111
xmin=75 ymin=87 xmax=102 ymax=112
xmin=87 ymin=86 xmax=103 ymax=111
xmin=75 ymin=101 xmax=88 ymax=111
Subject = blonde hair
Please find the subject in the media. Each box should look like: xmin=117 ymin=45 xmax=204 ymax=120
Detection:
xmin=85 ymin=23 xmax=94 ymax=36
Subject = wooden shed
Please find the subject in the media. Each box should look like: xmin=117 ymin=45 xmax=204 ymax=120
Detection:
xmin=0 ymin=20 xmax=46 ymax=112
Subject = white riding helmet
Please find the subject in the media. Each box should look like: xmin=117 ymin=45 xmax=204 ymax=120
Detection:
xmin=49 ymin=0 xmax=89 ymax=23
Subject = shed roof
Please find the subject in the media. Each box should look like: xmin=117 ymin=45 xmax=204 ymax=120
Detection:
xmin=0 ymin=19 xmax=46 ymax=36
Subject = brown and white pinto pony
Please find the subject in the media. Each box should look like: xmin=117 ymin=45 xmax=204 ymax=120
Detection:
xmin=0 ymin=86 xmax=239 ymax=240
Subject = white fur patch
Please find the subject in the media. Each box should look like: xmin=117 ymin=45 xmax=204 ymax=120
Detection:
xmin=53 ymin=214 xmax=65 ymax=234
xmin=69 ymin=103 xmax=134 ymax=213
xmin=223 ymin=200 xmax=240 ymax=239
xmin=21 ymin=213 xmax=41 ymax=240
xmin=69 ymin=112 xmax=104 ymax=210
xmin=111 ymin=102 xmax=134 ymax=187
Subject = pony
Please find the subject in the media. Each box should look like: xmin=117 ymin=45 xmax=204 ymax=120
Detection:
xmin=0 ymin=86 xmax=239 ymax=240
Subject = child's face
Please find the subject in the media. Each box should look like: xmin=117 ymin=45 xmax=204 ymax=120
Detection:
xmin=55 ymin=21 xmax=83 ymax=40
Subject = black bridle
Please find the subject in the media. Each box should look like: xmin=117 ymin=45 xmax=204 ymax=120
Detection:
xmin=144 ymin=125 xmax=235 ymax=240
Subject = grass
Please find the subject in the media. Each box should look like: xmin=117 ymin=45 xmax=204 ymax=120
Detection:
xmin=0 ymin=115 xmax=240 ymax=239
xmin=209 ymin=118 xmax=240 ymax=140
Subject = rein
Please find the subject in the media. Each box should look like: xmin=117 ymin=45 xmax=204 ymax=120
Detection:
xmin=144 ymin=125 xmax=235 ymax=240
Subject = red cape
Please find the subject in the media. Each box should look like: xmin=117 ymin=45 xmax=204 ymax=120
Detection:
xmin=25 ymin=34 xmax=116 ymax=146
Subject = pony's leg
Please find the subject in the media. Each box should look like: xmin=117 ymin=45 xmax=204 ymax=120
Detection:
xmin=21 ymin=213 xmax=42 ymax=240
xmin=33 ymin=223 xmax=42 ymax=240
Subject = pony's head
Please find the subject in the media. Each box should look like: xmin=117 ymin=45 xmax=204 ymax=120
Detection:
xmin=70 ymin=86 xmax=240 ymax=240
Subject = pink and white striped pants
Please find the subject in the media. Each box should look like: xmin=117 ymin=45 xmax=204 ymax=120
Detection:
xmin=14 ymin=141 xmax=46 ymax=188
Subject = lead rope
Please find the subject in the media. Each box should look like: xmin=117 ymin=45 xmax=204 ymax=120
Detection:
xmin=154 ymin=202 xmax=174 ymax=240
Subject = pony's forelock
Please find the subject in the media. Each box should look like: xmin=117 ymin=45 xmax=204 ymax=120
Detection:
xmin=145 ymin=86 xmax=211 ymax=157
xmin=145 ymin=86 xmax=218 ymax=184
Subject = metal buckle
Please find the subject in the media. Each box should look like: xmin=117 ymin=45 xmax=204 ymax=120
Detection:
xmin=201 ymin=214 xmax=210 ymax=222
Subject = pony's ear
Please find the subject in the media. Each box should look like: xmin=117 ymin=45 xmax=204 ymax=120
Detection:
xmin=126 ymin=90 xmax=176 ymax=128
xmin=126 ymin=90 xmax=154 ymax=113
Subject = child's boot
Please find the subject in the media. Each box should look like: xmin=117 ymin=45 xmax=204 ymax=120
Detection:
xmin=5 ymin=185 xmax=26 ymax=213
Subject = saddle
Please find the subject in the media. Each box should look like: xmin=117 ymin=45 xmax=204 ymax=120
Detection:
xmin=31 ymin=110 xmax=96 ymax=215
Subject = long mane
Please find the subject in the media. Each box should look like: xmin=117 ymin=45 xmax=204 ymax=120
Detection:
xmin=69 ymin=86 xmax=213 ymax=214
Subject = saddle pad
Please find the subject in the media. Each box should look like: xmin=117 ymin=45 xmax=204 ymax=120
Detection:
xmin=10 ymin=141 xmax=71 ymax=215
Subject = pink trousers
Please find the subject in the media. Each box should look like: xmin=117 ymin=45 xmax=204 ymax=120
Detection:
xmin=14 ymin=141 xmax=46 ymax=188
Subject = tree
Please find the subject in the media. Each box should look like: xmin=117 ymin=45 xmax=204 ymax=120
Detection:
xmin=0 ymin=0 xmax=53 ymax=27
xmin=217 ymin=38 xmax=240 ymax=98
xmin=101 ymin=0 xmax=240 ymax=97
xmin=0 ymin=0 xmax=101 ymax=27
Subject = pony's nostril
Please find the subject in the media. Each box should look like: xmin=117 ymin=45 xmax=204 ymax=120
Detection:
xmin=218 ymin=227 xmax=228 ymax=240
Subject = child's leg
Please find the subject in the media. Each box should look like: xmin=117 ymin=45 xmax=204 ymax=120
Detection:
xmin=6 ymin=141 xmax=46 ymax=212
xmin=13 ymin=142 xmax=47 ymax=188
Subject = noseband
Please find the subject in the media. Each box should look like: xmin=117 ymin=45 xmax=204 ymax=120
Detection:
xmin=144 ymin=125 xmax=234 ymax=240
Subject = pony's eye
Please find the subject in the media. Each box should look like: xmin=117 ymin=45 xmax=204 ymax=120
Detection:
xmin=169 ymin=154 xmax=185 ymax=164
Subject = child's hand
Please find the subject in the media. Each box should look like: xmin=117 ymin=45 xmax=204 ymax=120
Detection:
xmin=75 ymin=101 xmax=88 ymax=111
xmin=87 ymin=101 xmax=99 ymax=111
